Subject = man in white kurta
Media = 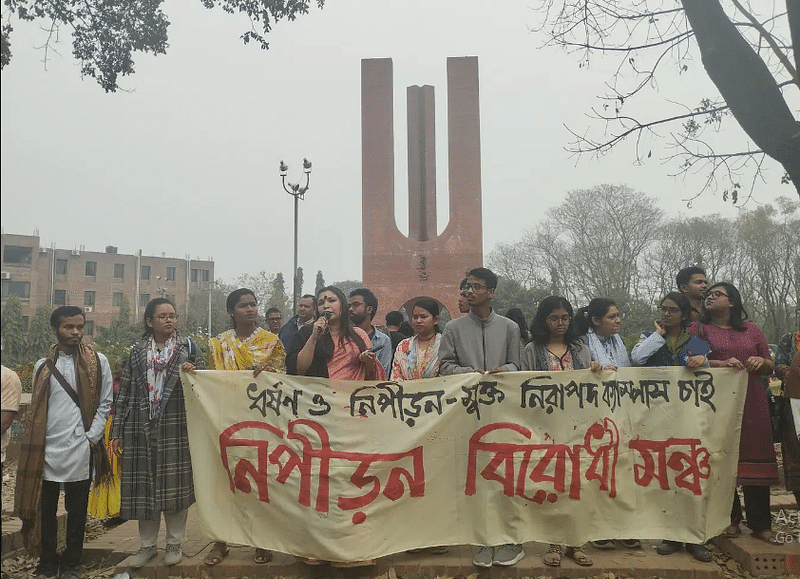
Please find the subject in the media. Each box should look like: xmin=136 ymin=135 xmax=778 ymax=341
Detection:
xmin=31 ymin=307 xmax=112 ymax=579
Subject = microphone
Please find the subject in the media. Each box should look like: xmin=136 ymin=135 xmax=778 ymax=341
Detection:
xmin=321 ymin=312 xmax=331 ymax=321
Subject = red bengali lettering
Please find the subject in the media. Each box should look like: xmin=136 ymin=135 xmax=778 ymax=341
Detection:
xmin=629 ymin=437 xmax=710 ymax=495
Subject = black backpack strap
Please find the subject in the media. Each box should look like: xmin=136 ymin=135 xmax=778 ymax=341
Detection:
xmin=46 ymin=359 xmax=89 ymax=432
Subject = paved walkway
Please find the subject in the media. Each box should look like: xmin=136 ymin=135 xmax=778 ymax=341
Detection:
xmin=3 ymin=493 xmax=796 ymax=577
xmin=76 ymin=503 xmax=799 ymax=579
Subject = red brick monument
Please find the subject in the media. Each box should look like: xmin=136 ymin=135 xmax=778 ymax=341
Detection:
xmin=361 ymin=56 xmax=483 ymax=324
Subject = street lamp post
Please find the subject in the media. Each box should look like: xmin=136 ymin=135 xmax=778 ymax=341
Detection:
xmin=280 ymin=158 xmax=312 ymax=313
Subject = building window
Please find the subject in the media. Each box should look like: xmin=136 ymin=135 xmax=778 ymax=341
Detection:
xmin=141 ymin=265 xmax=151 ymax=280
xmin=202 ymin=269 xmax=210 ymax=282
xmin=113 ymin=292 xmax=124 ymax=307
xmin=3 ymin=245 xmax=32 ymax=265
xmin=1 ymin=280 xmax=31 ymax=298
xmin=85 ymin=261 xmax=97 ymax=276
xmin=140 ymin=293 xmax=150 ymax=306
xmin=166 ymin=267 xmax=176 ymax=281
xmin=84 ymin=320 xmax=94 ymax=335
xmin=84 ymin=291 xmax=95 ymax=306
xmin=191 ymin=269 xmax=198 ymax=283
xmin=53 ymin=289 xmax=67 ymax=305
xmin=114 ymin=263 xmax=125 ymax=279
xmin=55 ymin=259 xmax=68 ymax=275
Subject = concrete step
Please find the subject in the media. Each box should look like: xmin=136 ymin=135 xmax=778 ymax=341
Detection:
xmin=1 ymin=509 xmax=66 ymax=559
xmin=113 ymin=542 xmax=725 ymax=579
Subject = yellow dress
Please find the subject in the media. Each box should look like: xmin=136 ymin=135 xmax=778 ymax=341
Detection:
xmin=210 ymin=328 xmax=286 ymax=372
xmin=87 ymin=416 xmax=121 ymax=519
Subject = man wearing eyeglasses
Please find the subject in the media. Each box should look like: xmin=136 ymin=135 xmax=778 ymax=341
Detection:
xmin=266 ymin=307 xmax=283 ymax=334
xmin=348 ymin=288 xmax=393 ymax=377
xmin=676 ymin=266 xmax=707 ymax=322
xmin=439 ymin=267 xmax=522 ymax=568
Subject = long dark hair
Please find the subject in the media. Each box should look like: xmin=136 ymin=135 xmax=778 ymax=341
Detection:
xmin=699 ymin=282 xmax=748 ymax=331
xmin=142 ymin=297 xmax=177 ymax=338
xmin=530 ymin=296 xmax=581 ymax=347
xmin=226 ymin=288 xmax=257 ymax=329
xmin=575 ymin=297 xmax=617 ymax=335
xmin=315 ymin=285 xmax=367 ymax=361
xmin=505 ymin=307 xmax=529 ymax=343
xmin=413 ymin=297 xmax=441 ymax=334
xmin=661 ymin=291 xmax=692 ymax=330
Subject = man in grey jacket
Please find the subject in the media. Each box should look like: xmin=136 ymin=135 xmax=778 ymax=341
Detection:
xmin=438 ymin=267 xmax=522 ymax=567
xmin=440 ymin=268 xmax=520 ymax=375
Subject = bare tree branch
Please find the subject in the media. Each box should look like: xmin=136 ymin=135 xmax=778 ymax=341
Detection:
xmin=729 ymin=0 xmax=797 ymax=83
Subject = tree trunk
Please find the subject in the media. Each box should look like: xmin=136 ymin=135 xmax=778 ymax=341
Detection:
xmin=787 ymin=0 xmax=800 ymax=89
xmin=682 ymin=0 xmax=800 ymax=197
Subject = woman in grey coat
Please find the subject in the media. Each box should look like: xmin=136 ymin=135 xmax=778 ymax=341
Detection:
xmin=110 ymin=298 xmax=204 ymax=569
xmin=521 ymin=296 xmax=600 ymax=568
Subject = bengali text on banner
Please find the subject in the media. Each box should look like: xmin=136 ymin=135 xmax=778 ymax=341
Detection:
xmin=181 ymin=367 xmax=746 ymax=562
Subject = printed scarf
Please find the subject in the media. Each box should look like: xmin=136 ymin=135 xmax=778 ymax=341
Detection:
xmin=146 ymin=333 xmax=177 ymax=419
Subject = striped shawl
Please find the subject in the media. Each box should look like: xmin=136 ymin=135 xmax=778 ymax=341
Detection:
xmin=14 ymin=343 xmax=102 ymax=554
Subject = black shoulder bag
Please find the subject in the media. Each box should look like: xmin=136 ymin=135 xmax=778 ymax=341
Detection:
xmin=45 ymin=358 xmax=113 ymax=484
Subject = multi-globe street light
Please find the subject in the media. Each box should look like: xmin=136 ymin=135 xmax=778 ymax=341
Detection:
xmin=279 ymin=158 xmax=312 ymax=313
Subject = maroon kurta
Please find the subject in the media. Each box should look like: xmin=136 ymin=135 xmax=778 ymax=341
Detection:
xmin=688 ymin=321 xmax=778 ymax=486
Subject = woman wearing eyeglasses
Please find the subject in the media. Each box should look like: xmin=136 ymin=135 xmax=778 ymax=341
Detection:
xmin=521 ymin=296 xmax=599 ymax=568
xmin=630 ymin=292 xmax=707 ymax=369
xmin=689 ymin=282 xmax=778 ymax=545
xmin=110 ymin=298 xmax=204 ymax=569
xmin=630 ymin=293 xmax=711 ymax=561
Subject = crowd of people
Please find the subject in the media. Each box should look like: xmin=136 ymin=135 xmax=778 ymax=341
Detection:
xmin=2 ymin=264 xmax=797 ymax=578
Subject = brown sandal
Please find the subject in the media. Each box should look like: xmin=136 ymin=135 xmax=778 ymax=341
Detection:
xmin=722 ymin=524 xmax=741 ymax=538
xmin=203 ymin=542 xmax=229 ymax=566
xmin=753 ymin=529 xmax=780 ymax=545
xmin=542 ymin=544 xmax=562 ymax=567
xmin=566 ymin=546 xmax=594 ymax=567
xmin=299 ymin=557 xmax=328 ymax=565
xmin=331 ymin=559 xmax=375 ymax=568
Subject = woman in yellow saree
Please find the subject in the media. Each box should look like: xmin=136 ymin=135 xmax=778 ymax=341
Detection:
xmin=205 ymin=288 xmax=286 ymax=566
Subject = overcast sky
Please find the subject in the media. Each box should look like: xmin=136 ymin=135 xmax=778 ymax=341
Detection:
xmin=1 ymin=1 xmax=791 ymax=289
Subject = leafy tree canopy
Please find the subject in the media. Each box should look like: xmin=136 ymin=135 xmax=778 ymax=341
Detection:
xmin=315 ymin=270 xmax=325 ymax=295
xmin=269 ymin=272 xmax=291 ymax=318
xmin=331 ymin=280 xmax=362 ymax=298
xmin=95 ymin=295 xmax=141 ymax=369
xmin=27 ymin=306 xmax=53 ymax=361
xmin=1 ymin=295 xmax=28 ymax=366
xmin=1 ymin=0 xmax=325 ymax=92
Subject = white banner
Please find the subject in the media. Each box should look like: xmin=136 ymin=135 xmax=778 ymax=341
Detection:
xmin=181 ymin=368 xmax=746 ymax=561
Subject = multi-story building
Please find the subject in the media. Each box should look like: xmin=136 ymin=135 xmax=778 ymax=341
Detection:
xmin=1 ymin=233 xmax=214 ymax=337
